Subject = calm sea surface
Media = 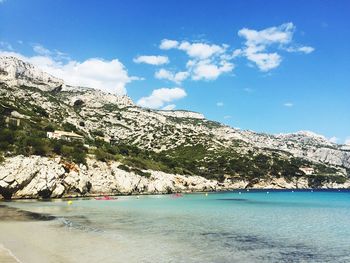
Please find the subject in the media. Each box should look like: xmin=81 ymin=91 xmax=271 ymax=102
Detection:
xmin=1 ymin=190 xmax=350 ymax=263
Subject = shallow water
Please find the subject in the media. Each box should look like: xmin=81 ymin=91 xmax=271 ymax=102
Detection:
xmin=1 ymin=190 xmax=350 ymax=263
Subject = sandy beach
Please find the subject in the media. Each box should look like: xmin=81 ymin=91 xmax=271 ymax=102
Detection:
xmin=0 ymin=245 xmax=20 ymax=263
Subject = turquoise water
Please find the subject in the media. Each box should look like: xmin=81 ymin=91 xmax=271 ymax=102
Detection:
xmin=1 ymin=190 xmax=350 ymax=262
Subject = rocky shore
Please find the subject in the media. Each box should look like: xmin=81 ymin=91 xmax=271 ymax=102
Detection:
xmin=0 ymin=155 xmax=349 ymax=200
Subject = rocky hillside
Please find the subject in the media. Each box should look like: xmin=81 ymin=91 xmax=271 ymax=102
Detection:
xmin=0 ymin=56 xmax=349 ymax=198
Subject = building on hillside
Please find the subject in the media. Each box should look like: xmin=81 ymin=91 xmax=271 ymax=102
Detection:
xmin=47 ymin=130 xmax=84 ymax=142
xmin=3 ymin=110 xmax=30 ymax=127
xmin=299 ymin=167 xmax=315 ymax=175
xmin=5 ymin=116 xmax=21 ymax=127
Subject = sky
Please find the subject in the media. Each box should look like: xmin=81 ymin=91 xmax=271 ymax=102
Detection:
xmin=0 ymin=0 xmax=349 ymax=144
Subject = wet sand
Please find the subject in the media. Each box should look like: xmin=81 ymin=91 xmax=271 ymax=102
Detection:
xmin=0 ymin=204 xmax=55 ymax=222
xmin=0 ymin=204 xmax=55 ymax=263
xmin=0 ymin=245 xmax=20 ymax=263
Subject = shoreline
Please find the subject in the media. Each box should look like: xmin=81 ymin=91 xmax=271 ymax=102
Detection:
xmin=1 ymin=188 xmax=349 ymax=201
xmin=0 ymin=244 xmax=21 ymax=263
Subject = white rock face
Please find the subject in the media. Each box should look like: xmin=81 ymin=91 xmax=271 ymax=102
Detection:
xmin=248 ymin=177 xmax=309 ymax=189
xmin=68 ymin=89 xmax=134 ymax=109
xmin=0 ymin=156 xmax=65 ymax=198
xmin=1 ymin=156 xmax=348 ymax=199
xmin=0 ymin=56 xmax=63 ymax=90
xmin=157 ymin=110 xmax=205 ymax=119
xmin=0 ymin=156 xmax=220 ymax=199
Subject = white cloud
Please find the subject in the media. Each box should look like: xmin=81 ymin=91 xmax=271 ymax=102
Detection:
xmin=39 ymin=57 xmax=133 ymax=95
xmin=158 ymin=39 xmax=234 ymax=82
xmin=345 ymin=137 xmax=350 ymax=145
xmin=178 ymin=41 xmax=225 ymax=59
xmin=328 ymin=136 xmax=339 ymax=143
xmin=284 ymin=102 xmax=294 ymax=107
xmin=216 ymin=102 xmax=224 ymax=107
xmin=189 ymin=59 xmax=234 ymax=81
xmin=33 ymin=44 xmax=52 ymax=56
xmin=245 ymin=50 xmax=281 ymax=72
xmin=286 ymin=46 xmax=315 ymax=54
xmin=238 ymin=22 xmax=314 ymax=71
xmin=0 ymin=46 xmax=135 ymax=95
xmin=161 ymin=104 xmax=176 ymax=110
xmin=137 ymin=87 xmax=187 ymax=109
xmin=159 ymin=39 xmax=179 ymax=50
xmin=133 ymin=55 xmax=169 ymax=65
xmin=155 ymin=69 xmax=189 ymax=84
xmin=297 ymin=46 xmax=315 ymax=54
xmin=239 ymin=23 xmax=295 ymax=47
xmin=232 ymin=49 xmax=243 ymax=58
xmin=224 ymin=115 xmax=232 ymax=119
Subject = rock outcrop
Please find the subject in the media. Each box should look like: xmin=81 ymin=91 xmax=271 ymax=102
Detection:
xmin=157 ymin=110 xmax=205 ymax=119
xmin=0 ymin=156 xmax=220 ymax=199
xmin=0 ymin=56 xmax=63 ymax=91
xmin=1 ymin=156 xmax=349 ymax=199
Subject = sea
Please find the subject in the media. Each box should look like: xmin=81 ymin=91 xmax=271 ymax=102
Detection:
xmin=0 ymin=190 xmax=350 ymax=263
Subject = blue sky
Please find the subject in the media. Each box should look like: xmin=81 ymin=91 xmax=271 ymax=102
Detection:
xmin=0 ymin=0 xmax=349 ymax=143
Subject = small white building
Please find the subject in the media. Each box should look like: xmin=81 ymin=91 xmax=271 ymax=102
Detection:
xmin=299 ymin=167 xmax=315 ymax=175
xmin=47 ymin=130 xmax=84 ymax=142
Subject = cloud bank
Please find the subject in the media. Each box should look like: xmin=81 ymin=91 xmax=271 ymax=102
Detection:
xmin=154 ymin=69 xmax=189 ymax=84
xmin=133 ymin=55 xmax=169 ymax=65
xmin=236 ymin=22 xmax=314 ymax=71
xmin=0 ymin=46 xmax=135 ymax=95
xmin=158 ymin=39 xmax=233 ymax=82
xmin=137 ymin=87 xmax=186 ymax=109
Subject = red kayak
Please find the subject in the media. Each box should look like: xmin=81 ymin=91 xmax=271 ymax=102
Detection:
xmin=94 ymin=196 xmax=118 ymax=200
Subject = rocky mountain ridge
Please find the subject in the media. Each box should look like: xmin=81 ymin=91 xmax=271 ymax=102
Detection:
xmin=0 ymin=55 xmax=349 ymax=198
xmin=0 ymin=56 xmax=63 ymax=90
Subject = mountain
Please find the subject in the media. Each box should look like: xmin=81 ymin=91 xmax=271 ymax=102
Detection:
xmin=0 ymin=56 xmax=63 ymax=90
xmin=0 ymin=56 xmax=349 ymax=199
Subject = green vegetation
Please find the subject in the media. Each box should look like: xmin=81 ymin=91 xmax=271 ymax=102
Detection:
xmin=0 ymin=102 xmax=87 ymax=164
xmin=90 ymin=140 xmax=338 ymax=183
xmin=52 ymin=140 xmax=87 ymax=164
xmin=91 ymin=130 xmax=104 ymax=137
xmin=118 ymin=164 xmax=130 ymax=172
xmin=94 ymin=148 xmax=116 ymax=162
xmin=33 ymin=105 xmax=49 ymax=117
xmin=2 ymin=111 xmax=343 ymax=184
xmin=0 ymin=122 xmax=87 ymax=164
xmin=62 ymin=122 xmax=78 ymax=132
xmin=308 ymin=174 xmax=347 ymax=188
xmin=0 ymin=84 xmax=346 ymax=185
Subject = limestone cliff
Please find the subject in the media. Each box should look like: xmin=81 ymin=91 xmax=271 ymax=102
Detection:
xmin=1 ymin=156 xmax=349 ymax=199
